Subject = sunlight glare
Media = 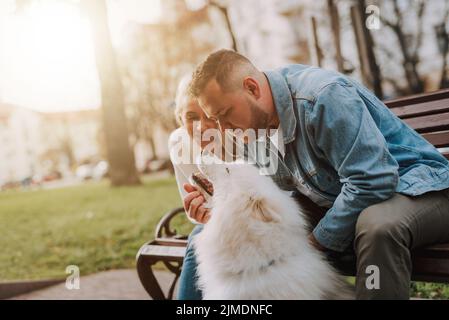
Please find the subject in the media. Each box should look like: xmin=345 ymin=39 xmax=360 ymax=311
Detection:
xmin=1 ymin=1 xmax=99 ymax=112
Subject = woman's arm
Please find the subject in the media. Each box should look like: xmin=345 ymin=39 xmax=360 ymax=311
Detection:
xmin=168 ymin=128 xmax=204 ymax=225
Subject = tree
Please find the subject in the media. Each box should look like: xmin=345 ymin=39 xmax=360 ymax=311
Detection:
xmin=117 ymin=4 xmax=222 ymax=161
xmin=434 ymin=3 xmax=449 ymax=89
xmin=379 ymin=0 xmax=426 ymax=94
xmin=350 ymin=0 xmax=383 ymax=98
xmin=208 ymin=0 xmax=238 ymax=51
xmin=81 ymin=0 xmax=140 ymax=186
xmin=327 ymin=0 xmax=344 ymax=73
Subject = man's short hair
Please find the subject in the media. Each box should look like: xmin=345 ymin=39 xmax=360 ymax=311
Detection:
xmin=189 ymin=49 xmax=255 ymax=97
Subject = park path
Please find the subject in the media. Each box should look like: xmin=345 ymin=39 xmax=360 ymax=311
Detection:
xmin=10 ymin=269 xmax=176 ymax=300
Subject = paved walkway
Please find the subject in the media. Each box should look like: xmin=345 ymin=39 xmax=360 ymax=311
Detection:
xmin=9 ymin=271 xmax=432 ymax=300
xmin=10 ymin=269 xmax=176 ymax=300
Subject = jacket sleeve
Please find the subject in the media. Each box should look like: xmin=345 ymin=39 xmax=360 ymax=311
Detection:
xmin=309 ymin=82 xmax=399 ymax=252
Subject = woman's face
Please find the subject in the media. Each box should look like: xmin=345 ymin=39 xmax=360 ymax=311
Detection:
xmin=181 ymin=99 xmax=218 ymax=150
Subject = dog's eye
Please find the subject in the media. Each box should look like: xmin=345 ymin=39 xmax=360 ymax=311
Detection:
xmin=226 ymin=167 xmax=230 ymax=174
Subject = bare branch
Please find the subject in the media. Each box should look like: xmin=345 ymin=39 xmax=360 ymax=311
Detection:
xmin=412 ymin=0 xmax=427 ymax=60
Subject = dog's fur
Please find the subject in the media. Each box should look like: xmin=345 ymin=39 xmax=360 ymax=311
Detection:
xmin=193 ymin=162 xmax=353 ymax=300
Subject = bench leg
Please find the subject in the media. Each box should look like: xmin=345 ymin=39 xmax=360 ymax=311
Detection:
xmin=168 ymin=270 xmax=181 ymax=300
xmin=162 ymin=261 xmax=183 ymax=300
xmin=136 ymin=256 xmax=166 ymax=300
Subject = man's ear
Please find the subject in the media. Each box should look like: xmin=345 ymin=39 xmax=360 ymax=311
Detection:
xmin=248 ymin=196 xmax=278 ymax=223
xmin=243 ymin=77 xmax=261 ymax=99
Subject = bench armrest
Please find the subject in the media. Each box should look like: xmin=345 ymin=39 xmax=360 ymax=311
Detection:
xmin=154 ymin=207 xmax=188 ymax=240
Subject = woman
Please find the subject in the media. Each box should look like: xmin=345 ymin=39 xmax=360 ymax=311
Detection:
xmin=168 ymin=74 xmax=217 ymax=300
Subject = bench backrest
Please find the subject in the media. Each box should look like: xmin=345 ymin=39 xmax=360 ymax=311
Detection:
xmin=384 ymin=89 xmax=449 ymax=160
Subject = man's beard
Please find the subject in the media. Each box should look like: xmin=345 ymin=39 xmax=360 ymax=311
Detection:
xmin=247 ymin=98 xmax=270 ymax=132
xmin=225 ymin=99 xmax=271 ymax=154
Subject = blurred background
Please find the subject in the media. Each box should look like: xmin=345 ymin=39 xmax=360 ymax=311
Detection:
xmin=0 ymin=0 xmax=448 ymax=299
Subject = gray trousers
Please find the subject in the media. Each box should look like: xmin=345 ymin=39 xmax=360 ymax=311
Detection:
xmin=295 ymin=188 xmax=449 ymax=300
xmin=354 ymin=189 xmax=449 ymax=299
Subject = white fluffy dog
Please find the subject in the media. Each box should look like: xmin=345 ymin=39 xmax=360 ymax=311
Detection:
xmin=192 ymin=162 xmax=353 ymax=300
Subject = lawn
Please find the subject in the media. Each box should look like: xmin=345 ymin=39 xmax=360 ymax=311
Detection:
xmin=0 ymin=176 xmax=194 ymax=281
xmin=0 ymin=177 xmax=447 ymax=299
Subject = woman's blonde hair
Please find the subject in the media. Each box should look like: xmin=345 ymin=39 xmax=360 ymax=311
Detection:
xmin=174 ymin=73 xmax=194 ymax=126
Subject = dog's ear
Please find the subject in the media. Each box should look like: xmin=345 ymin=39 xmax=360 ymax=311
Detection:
xmin=248 ymin=196 xmax=279 ymax=223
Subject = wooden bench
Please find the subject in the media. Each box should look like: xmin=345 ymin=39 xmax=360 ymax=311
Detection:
xmin=136 ymin=207 xmax=188 ymax=300
xmin=136 ymin=89 xmax=449 ymax=299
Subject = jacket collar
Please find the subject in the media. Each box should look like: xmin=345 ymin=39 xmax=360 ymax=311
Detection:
xmin=264 ymin=70 xmax=297 ymax=144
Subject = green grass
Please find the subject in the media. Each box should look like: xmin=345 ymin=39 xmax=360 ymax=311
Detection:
xmin=346 ymin=278 xmax=449 ymax=299
xmin=0 ymin=176 xmax=193 ymax=281
xmin=411 ymin=282 xmax=449 ymax=299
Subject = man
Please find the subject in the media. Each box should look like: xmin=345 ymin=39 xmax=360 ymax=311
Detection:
xmin=181 ymin=49 xmax=449 ymax=299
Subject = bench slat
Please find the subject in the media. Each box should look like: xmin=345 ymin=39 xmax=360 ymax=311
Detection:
xmin=414 ymin=244 xmax=449 ymax=259
xmin=137 ymin=242 xmax=186 ymax=261
xmin=421 ymin=131 xmax=449 ymax=148
xmin=413 ymin=258 xmax=449 ymax=280
xmin=390 ymin=99 xmax=449 ymax=119
xmin=403 ymin=112 xmax=449 ymax=133
xmin=385 ymin=89 xmax=449 ymax=108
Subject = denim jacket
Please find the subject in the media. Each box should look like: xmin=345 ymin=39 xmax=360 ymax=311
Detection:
xmin=264 ymin=65 xmax=449 ymax=252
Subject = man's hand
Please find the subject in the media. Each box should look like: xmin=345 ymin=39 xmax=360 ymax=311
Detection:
xmin=183 ymin=183 xmax=211 ymax=224
xmin=308 ymin=233 xmax=327 ymax=252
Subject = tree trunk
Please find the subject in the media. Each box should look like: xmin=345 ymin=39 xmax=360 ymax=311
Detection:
xmin=327 ymin=0 xmax=344 ymax=73
xmin=357 ymin=0 xmax=383 ymax=98
xmin=381 ymin=0 xmax=425 ymax=94
xmin=310 ymin=16 xmax=324 ymax=68
xmin=81 ymin=0 xmax=140 ymax=186
xmin=210 ymin=2 xmax=238 ymax=52
xmin=435 ymin=8 xmax=449 ymax=89
xmin=148 ymin=135 xmax=158 ymax=161
xmin=440 ymin=59 xmax=449 ymax=89
xmin=219 ymin=6 xmax=237 ymax=52
xmin=351 ymin=4 xmax=384 ymax=98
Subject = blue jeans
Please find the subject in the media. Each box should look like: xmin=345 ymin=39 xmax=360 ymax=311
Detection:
xmin=177 ymin=225 xmax=203 ymax=300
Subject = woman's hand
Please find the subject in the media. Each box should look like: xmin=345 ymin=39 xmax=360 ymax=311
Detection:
xmin=183 ymin=184 xmax=211 ymax=224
